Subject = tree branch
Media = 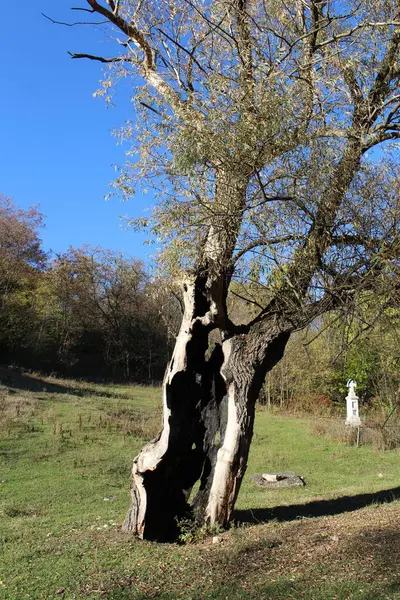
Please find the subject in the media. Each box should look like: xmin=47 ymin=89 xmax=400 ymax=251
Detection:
xmin=42 ymin=12 xmax=107 ymax=26
xmin=229 ymin=287 xmax=264 ymax=311
xmin=84 ymin=0 xmax=203 ymax=123
xmin=155 ymin=28 xmax=208 ymax=76
xmin=367 ymin=27 xmax=400 ymax=126
xmin=86 ymin=0 xmax=155 ymax=69
xmin=68 ymin=51 xmax=127 ymax=63
xmin=71 ymin=7 xmax=96 ymax=12
xmin=233 ymin=235 xmax=298 ymax=263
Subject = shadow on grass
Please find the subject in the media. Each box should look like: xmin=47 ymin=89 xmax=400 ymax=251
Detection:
xmin=115 ymin=584 xmax=400 ymax=600
xmin=106 ymin=523 xmax=400 ymax=599
xmin=234 ymin=486 xmax=400 ymax=524
xmin=93 ymin=524 xmax=400 ymax=600
xmin=0 ymin=366 xmax=133 ymax=400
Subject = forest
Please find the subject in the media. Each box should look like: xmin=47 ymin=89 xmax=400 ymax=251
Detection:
xmin=0 ymin=193 xmax=178 ymax=382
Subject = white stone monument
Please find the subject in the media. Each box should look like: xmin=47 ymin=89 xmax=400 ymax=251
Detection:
xmin=345 ymin=379 xmax=361 ymax=426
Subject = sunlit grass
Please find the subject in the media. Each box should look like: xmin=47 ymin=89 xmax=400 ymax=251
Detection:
xmin=1 ymin=372 xmax=399 ymax=599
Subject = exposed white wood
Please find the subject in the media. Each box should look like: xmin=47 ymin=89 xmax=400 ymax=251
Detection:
xmin=205 ymin=339 xmax=242 ymax=526
xmin=206 ymin=381 xmax=240 ymax=525
xmin=125 ymin=278 xmax=198 ymax=537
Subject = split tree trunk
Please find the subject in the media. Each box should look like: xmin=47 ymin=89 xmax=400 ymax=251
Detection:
xmin=122 ymin=287 xmax=290 ymax=539
xmin=122 ymin=169 xmax=294 ymax=540
xmin=122 ymin=171 xmax=253 ymax=540
xmin=122 ymin=274 xmax=216 ymax=540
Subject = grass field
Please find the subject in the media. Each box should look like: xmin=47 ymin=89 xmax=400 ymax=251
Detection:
xmin=1 ymin=369 xmax=400 ymax=599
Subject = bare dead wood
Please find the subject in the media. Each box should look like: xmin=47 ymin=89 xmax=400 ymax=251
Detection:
xmin=42 ymin=12 xmax=107 ymax=26
xmin=68 ymin=51 xmax=127 ymax=63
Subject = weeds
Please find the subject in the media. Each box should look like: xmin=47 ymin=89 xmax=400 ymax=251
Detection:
xmin=311 ymin=417 xmax=400 ymax=450
xmin=103 ymin=407 xmax=161 ymax=439
xmin=177 ymin=515 xmax=224 ymax=544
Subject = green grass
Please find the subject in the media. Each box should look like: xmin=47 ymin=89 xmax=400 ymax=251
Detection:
xmin=0 ymin=370 xmax=399 ymax=599
xmin=238 ymin=410 xmax=400 ymax=512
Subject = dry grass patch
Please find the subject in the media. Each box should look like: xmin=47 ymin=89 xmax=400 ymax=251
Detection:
xmin=311 ymin=416 xmax=400 ymax=451
xmin=78 ymin=501 xmax=400 ymax=600
xmin=219 ymin=501 xmax=400 ymax=597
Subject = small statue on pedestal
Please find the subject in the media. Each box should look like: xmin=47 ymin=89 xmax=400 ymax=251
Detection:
xmin=345 ymin=379 xmax=361 ymax=427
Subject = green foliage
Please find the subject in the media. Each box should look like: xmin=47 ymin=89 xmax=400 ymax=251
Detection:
xmin=0 ymin=196 xmax=179 ymax=381
xmin=261 ymin=297 xmax=400 ymax=415
xmin=330 ymin=342 xmax=379 ymax=397
xmin=91 ymin=0 xmax=400 ymax=300
xmin=176 ymin=516 xmax=224 ymax=545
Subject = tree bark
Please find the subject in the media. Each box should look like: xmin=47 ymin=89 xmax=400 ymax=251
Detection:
xmin=122 ymin=274 xmax=218 ymax=540
xmin=192 ymin=324 xmax=290 ymax=527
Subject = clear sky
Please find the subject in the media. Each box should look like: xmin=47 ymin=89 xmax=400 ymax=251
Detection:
xmin=2 ymin=0 xmax=151 ymax=261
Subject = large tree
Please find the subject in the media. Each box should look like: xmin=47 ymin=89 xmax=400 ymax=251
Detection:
xmin=62 ymin=0 xmax=400 ymax=540
xmin=0 ymin=194 xmax=46 ymax=356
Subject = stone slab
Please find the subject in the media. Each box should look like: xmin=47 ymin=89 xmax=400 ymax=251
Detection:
xmin=252 ymin=472 xmax=305 ymax=488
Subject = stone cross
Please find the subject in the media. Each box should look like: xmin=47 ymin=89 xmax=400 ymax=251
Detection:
xmin=345 ymin=379 xmax=361 ymax=426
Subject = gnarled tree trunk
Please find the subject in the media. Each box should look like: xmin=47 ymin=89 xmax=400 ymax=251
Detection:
xmin=122 ymin=274 xmax=217 ymax=540
xmin=122 ymin=273 xmax=291 ymax=539
xmin=121 ymin=172 xmax=247 ymax=540
xmin=192 ymin=323 xmax=290 ymax=528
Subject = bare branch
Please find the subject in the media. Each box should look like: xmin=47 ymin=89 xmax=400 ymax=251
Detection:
xmin=302 ymin=313 xmax=342 ymax=347
xmin=86 ymin=0 xmax=156 ymax=69
xmin=84 ymin=0 xmax=203 ymax=123
xmin=253 ymin=171 xmax=294 ymax=209
xmin=363 ymin=129 xmax=400 ymax=150
xmin=156 ymin=28 xmax=208 ymax=76
xmin=139 ymin=101 xmax=177 ymax=123
xmin=71 ymin=7 xmax=96 ymax=13
xmin=42 ymin=12 xmax=107 ymax=26
xmin=68 ymin=51 xmax=127 ymax=63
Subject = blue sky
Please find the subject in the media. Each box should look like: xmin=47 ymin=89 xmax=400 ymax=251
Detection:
xmin=2 ymin=1 xmax=151 ymax=260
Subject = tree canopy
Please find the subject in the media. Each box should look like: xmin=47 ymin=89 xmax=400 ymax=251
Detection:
xmin=68 ymin=0 xmax=400 ymax=310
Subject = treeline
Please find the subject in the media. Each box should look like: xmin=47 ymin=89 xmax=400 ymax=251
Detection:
xmin=262 ymin=309 xmax=400 ymax=414
xmin=0 ymin=195 xmax=179 ymax=382
xmin=1 ymin=194 xmax=399 ymax=404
